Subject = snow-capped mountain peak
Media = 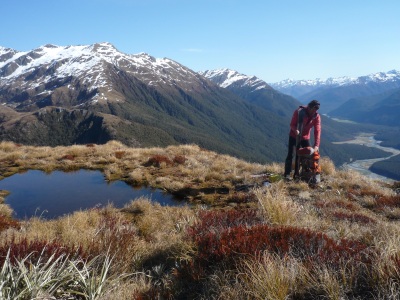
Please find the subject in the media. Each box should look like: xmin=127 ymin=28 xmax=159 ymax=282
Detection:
xmin=0 ymin=46 xmax=14 ymax=56
xmin=271 ymin=70 xmax=400 ymax=89
xmin=0 ymin=42 xmax=199 ymax=86
xmin=0 ymin=42 xmax=202 ymax=109
xmin=269 ymin=70 xmax=400 ymax=113
xmin=199 ymin=68 xmax=271 ymax=91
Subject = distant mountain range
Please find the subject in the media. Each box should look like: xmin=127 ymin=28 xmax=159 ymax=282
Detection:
xmin=270 ymin=70 xmax=400 ymax=115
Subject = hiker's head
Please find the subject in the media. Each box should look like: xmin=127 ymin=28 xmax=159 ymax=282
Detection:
xmin=307 ymin=100 xmax=320 ymax=111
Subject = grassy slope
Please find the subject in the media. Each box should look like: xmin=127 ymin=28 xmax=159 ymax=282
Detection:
xmin=1 ymin=142 xmax=400 ymax=299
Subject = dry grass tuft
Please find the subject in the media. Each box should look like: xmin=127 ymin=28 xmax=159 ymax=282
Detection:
xmin=0 ymin=204 xmax=13 ymax=218
xmin=238 ymin=252 xmax=307 ymax=300
xmin=255 ymin=182 xmax=301 ymax=225
xmin=0 ymin=141 xmax=18 ymax=152
xmin=320 ymin=156 xmax=336 ymax=175
xmin=264 ymin=162 xmax=284 ymax=175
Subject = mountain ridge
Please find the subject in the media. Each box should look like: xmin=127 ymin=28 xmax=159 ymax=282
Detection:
xmin=269 ymin=70 xmax=400 ymax=113
xmin=199 ymin=68 xmax=300 ymax=118
xmin=270 ymin=70 xmax=400 ymax=90
xmin=0 ymin=42 xmax=207 ymax=110
xmin=199 ymin=69 xmax=272 ymax=91
xmin=0 ymin=42 xmax=292 ymax=163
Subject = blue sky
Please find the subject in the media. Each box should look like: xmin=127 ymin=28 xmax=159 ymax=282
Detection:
xmin=2 ymin=0 xmax=400 ymax=82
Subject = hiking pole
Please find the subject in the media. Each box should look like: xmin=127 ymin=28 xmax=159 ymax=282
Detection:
xmin=294 ymin=135 xmax=301 ymax=178
xmin=294 ymin=111 xmax=304 ymax=178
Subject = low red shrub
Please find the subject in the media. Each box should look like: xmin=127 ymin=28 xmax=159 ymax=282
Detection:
xmin=173 ymin=155 xmax=186 ymax=165
xmin=189 ymin=209 xmax=262 ymax=235
xmin=348 ymin=188 xmax=383 ymax=199
xmin=61 ymin=154 xmax=75 ymax=161
xmin=145 ymin=155 xmax=173 ymax=167
xmin=391 ymin=254 xmax=400 ymax=272
xmin=314 ymin=200 xmax=358 ymax=211
xmin=331 ymin=211 xmax=376 ymax=224
xmin=0 ymin=217 xmax=20 ymax=232
xmin=115 ymin=151 xmax=126 ymax=159
xmin=375 ymin=195 xmax=400 ymax=209
xmin=191 ymin=224 xmax=371 ymax=267
xmin=188 ymin=210 xmax=373 ymax=270
xmin=227 ymin=192 xmax=257 ymax=204
xmin=0 ymin=238 xmax=87 ymax=266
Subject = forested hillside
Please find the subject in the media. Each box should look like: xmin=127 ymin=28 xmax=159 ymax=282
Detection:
xmin=371 ymin=154 xmax=400 ymax=180
xmin=330 ymin=88 xmax=400 ymax=127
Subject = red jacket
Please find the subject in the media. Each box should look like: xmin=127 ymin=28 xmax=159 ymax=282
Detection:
xmin=289 ymin=106 xmax=321 ymax=147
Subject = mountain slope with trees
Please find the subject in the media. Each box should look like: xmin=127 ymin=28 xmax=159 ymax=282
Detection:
xmin=199 ymin=69 xmax=300 ymax=118
xmin=330 ymin=88 xmax=400 ymax=127
xmin=0 ymin=43 xmax=291 ymax=163
xmin=370 ymin=154 xmax=400 ymax=180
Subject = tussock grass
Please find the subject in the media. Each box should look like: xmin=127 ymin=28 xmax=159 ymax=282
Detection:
xmin=0 ymin=204 xmax=13 ymax=218
xmin=0 ymin=249 xmax=130 ymax=300
xmin=320 ymin=156 xmax=336 ymax=175
xmin=1 ymin=141 xmax=400 ymax=298
xmin=121 ymin=198 xmax=195 ymax=256
xmin=238 ymin=252 xmax=307 ymax=300
xmin=264 ymin=161 xmax=284 ymax=175
xmin=0 ymin=141 xmax=18 ymax=152
xmin=200 ymin=253 xmax=306 ymax=300
xmin=255 ymin=181 xmax=301 ymax=225
xmin=308 ymin=264 xmax=346 ymax=300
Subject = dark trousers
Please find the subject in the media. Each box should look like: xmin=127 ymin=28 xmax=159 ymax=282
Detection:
xmin=284 ymin=136 xmax=310 ymax=176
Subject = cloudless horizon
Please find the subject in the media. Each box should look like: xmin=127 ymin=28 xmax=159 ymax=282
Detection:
xmin=2 ymin=0 xmax=400 ymax=83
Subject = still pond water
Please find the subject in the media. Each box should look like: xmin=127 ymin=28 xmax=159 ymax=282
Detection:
xmin=0 ymin=169 xmax=184 ymax=220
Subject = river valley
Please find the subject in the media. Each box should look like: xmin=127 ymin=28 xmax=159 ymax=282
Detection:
xmin=333 ymin=133 xmax=400 ymax=182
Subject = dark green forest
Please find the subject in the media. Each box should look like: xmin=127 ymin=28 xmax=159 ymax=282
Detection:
xmin=370 ymin=154 xmax=400 ymax=180
xmin=375 ymin=129 xmax=400 ymax=150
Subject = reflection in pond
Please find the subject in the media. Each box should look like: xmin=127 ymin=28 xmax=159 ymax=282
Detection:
xmin=0 ymin=170 xmax=184 ymax=220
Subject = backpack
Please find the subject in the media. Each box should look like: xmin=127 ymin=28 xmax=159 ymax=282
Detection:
xmin=297 ymin=147 xmax=321 ymax=184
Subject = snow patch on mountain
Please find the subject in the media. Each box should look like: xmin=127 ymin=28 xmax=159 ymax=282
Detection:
xmin=0 ymin=42 xmax=198 ymax=91
xmin=0 ymin=47 xmax=11 ymax=57
xmin=199 ymin=68 xmax=270 ymax=91
xmin=271 ymin=70 xmax=400 ymax=89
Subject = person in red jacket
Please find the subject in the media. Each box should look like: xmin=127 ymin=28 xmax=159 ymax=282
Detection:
xmin=284 ymin=100 xmax=321 ymax=179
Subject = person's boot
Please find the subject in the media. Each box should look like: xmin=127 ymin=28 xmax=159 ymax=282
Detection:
xmin=284 ymin=159 xmax=292 ymax=178
xmin=293 ymin=155 xmax=300 ymax=178
xmin=284 ymin=174 xmax=293 ymax=181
